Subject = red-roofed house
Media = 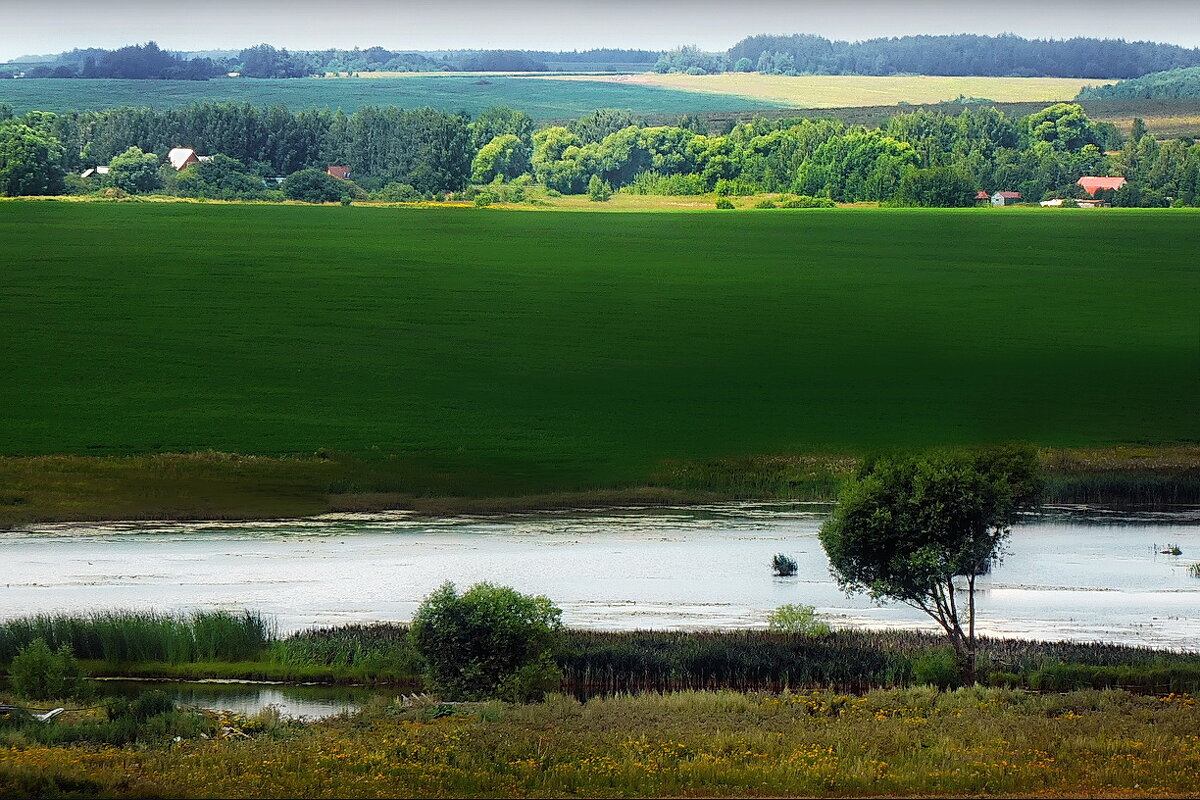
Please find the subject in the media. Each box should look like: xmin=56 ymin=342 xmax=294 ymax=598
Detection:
xmin=327 ymin=165 xmax=351 ymax=180
xmin=168 ymin=147 xmax=200 ymax=171
xmin=990 ymin=191 xmax=1022 ymax=206
xmin=974 ymin=190 xmax=990 ymax=202
xmin=1076 ymin=176 xmax=1127 ymax=196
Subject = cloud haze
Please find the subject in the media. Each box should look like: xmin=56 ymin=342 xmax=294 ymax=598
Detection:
xmin=2 ymin=0 xmax=1199 ymax=61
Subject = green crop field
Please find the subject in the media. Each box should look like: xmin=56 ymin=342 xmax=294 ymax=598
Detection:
xmin=0 ymin=76 xmax=783 ymax=118
xmin=1 ymin=202 xmax=1197 ymax=495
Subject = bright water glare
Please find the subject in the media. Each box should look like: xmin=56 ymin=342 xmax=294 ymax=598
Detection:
xmin=3 ymin=503 xmax=1198 ymax=650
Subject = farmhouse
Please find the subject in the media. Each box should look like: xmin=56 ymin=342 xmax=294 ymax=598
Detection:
xmin=79 ymin=166 xmax=110 ymax=178
xmin=327 ymin=165 xmax=352 ymax=180
xmin=974 ymin=190 xmax=991 ymax=202
xmin=168 ymin=148 xmax=200 ymax=171
xmin=991 ymin=191 xmax=1022 ymax=206
xmin=1077 ymin=176 xmax=1127 ymax=196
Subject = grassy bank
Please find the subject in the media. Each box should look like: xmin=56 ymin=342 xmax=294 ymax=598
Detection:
xmin=3 ymin=688 xmax=1199 ymax=798
xmin=3 ymin=446 xmax=1199 ymax=527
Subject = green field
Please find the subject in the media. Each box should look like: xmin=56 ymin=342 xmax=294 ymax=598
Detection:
xmin=0 ymin=76 xmax=782 ymax=118
xmin=1 ymin=202 xmax=1197 ymax=496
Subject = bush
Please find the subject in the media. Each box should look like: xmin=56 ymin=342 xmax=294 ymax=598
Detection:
xmin=587 ymin=175 xmax=612 ymax=202
xmin=766 ymin=604 xmax=831 ymax=637
xmin=373 ymin=182 xmax=421 ymax=203
xmin=715 ymin=197 xmax=735 ymax=209
xmin=911 ymin=647 xmax=962 ymax=689
xmin=282 ymin=169 xmax=347 ymax=203
xmin=339 ymin=195 xmax=351 ymax=206
xmin=778 ymin=195 xmax=835 ymax=209
xmin=753 ymin=199 xmax=777 ymax=209
xmin=10 ymin=638 xmax=84 ymax=700
xmin=626 ymin=171 xmax=706 ymax=196
xmin=771 ymin=553 xmax=798 ymax=576
xmin=409 ymin=582 xmax=562 ymax=701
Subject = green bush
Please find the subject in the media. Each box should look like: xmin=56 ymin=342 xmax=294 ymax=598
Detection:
xmin=9 ymin=638 xmax=84 ymax=700
xmin=766 ymin=604 xmax=831 ymax=637
xmin=986 ymin=670 xmax=1022 ymax=688
xmin=778 ymin=195 xmax=835 ymax=209
xmin=587 ymin=175 xmax=613 ymax=202
xmin=753 ymin=199 xmax=777 ymax=209
xmin=771 ymin=553 xmax=798 ymax=576
xmin=282 ymin=169 xmax=347 ymax=203
xmin=373 ymin=182 xmax=422 ymax=202
xmin=715 ymin=197 xmax=735 ymax=209
xmin=409 ymin=582 xmax=562 ymax=701
xmin=910 ymin=647 xmax=961 ymax=689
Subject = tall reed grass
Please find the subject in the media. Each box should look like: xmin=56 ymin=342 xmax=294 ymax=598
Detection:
xmin=0 ymin=611 xmax=273 ymax=663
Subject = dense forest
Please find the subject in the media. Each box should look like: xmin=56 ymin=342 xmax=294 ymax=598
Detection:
xmin=1078 ymin=67 xmax=1200 ymax=99
xmin=8 ymin=34 xmax=1200 ymax=81
xmin=2 ymin=100 xmax=1197 ymax=206
xmin=718 ymin=34 xmax=1200 ymax=79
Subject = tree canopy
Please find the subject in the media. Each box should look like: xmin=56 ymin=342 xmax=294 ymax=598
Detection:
xmin=819 ymin=445 xmax=1042 ymax=683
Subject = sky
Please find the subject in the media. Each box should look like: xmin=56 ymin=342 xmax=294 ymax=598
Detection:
xmin=3 ymin=0 xmax=1200 ymax=61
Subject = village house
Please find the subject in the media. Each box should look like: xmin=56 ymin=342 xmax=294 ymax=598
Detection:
xmin=974 ymin=190 xmax=991 ymax=203
xmin=79 ymin=166 xmax=110 ymax=178
xmin=326 ymin=165 xmax=351 ymax=180
xmin=167 ymin=147 xmax=209 ymax=171
xmin=1076 ymin=176 xmax=1127 ymax=196
xmin=990 ymin=191 xmax=1022 ymax=206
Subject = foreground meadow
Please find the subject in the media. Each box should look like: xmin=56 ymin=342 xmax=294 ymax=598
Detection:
xmin=3 ymin=689 xmax=1199 ymax=798
xmin=1 ymin=202 xmax=1197 ymax=520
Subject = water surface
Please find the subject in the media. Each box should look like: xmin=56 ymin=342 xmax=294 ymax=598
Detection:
xmin=4 ymin=503 xmax=1198 ymax=649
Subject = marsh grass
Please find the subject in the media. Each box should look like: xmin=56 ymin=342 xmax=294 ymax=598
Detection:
xmin=0 ymin=611 xmax=273 ymax=664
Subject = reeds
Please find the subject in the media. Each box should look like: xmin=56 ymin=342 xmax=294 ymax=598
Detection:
xmin=0 ymin=610 xmax=273 ymax=663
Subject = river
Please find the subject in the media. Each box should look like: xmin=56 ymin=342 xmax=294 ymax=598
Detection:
xmin=3 ymin=503 xmax=1198 ymax=650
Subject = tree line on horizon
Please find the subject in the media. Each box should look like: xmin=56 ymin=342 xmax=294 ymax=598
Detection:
xmin=1 ymin=101 xmax=1196 ymax=207
xmin=6 ymin=33 xmax=1200 ymax=81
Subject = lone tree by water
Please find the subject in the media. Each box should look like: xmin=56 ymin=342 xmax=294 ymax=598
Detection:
xmin=818 ymin=445 xmax=1041 ymax=684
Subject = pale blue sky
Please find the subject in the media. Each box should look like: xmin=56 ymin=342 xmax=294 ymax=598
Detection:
xmin=2 ymin=0 xmax=1199 ymax=61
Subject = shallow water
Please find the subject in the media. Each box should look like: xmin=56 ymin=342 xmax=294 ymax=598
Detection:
xmin=95 ymin=679 xmax=401 ymax=720
xmin=3 ymin=503 xmax=1199 ymax=649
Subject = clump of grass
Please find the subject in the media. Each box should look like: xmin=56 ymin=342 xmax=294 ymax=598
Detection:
xmin=771 ymin=553 xmax=798 ymax=576
xmin=1188 ymin=563 xmax=1200 ymax=578
xmin=0 ymin=610 xmax=273 ymax=664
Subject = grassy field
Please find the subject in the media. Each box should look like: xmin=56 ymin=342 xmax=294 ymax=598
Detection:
xmin=1 ymin=202 xmax=1196 ymax=509
xmin=3 ymin=688 xmax=1199 ymax=798
xmin=0 ymin=75 xmax=782 ymax=118
xmin=540 ymin=72 xmax=1097 ymax=107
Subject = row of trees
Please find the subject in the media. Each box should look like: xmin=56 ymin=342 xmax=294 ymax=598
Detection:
xmin=3 ymin=102 xmax=1198 ymax=206
xmin=725 ymin=33 xmax=1200 ymax=79
xmin=1078 ymin=66 xmax=1200 ymax=100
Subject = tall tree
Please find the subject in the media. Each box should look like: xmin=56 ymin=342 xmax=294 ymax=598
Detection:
xmin=0 ymin=122 xmax=66 ymax=196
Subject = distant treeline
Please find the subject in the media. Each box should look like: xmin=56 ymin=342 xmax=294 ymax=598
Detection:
xmin=673 ymin=33 xmax=1200 ymax=79
xmin=8 ymin=33 xmax=1200 ymax=81
xmin=1078 ymin=67 xmax=1200 ymax=99
xmin=1 ymin=43 xmax=664 ymax=80
xmin=3 ymin=99 xmax=1197 ymax=206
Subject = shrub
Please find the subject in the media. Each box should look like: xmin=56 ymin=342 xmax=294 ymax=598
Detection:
xmin=778 ymin=195 xmax=835 ymax=208
xmin=771 ymin=553 xmax=798 ymax=576
xmin=10 ymin=638 xmax=84 ymax=700
xmin=715 ymin=197 xmax=735 ymax=209
xmin=626 ymin=171 xmax=707 ymax=196
xmin=754 ymin=199 xmax=777 ymax=209
xmin=587 ymin=175 xmax=612 ymax=202
xmin=282 ymin=169 xmax=346 ymax=203
xmin=987 ymin=670 xmax=1022 ymax=688
xmin=373 ymin=182 xmax=421 ymax=202
xmin=766 ymin=604 xmax=831 ymax=637
xmin=409 ymin=582 xmax=562 ymax=701
xmin=910 ymin=647 xmax=962 ymax=689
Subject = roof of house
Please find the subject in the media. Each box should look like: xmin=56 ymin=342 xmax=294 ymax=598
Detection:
xmin=327 ymin=165 xmax=351 ymax=179
xmin=994 ymin=191 xmax=1022 ymax=198
xmin=974 ymin=190 xmax=990 ymax=199
xmin=1076 ymin=176 xmax=1127 ymax=195
xmin=168 ymin=148 xmax=198 ymax=170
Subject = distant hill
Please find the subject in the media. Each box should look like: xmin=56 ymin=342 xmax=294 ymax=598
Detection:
xmin=1078 ymin=67 xmax=1200 ymax=99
